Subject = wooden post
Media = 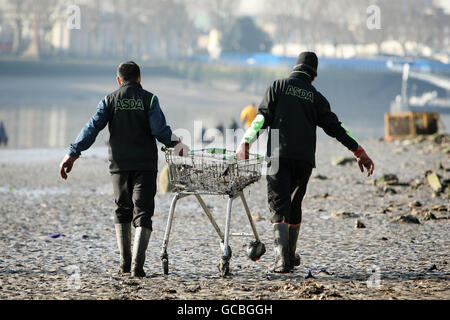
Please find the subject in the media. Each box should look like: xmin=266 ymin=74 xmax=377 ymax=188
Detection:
xmin=384 ymin=113 xmax=389 ymax=138
xmin=409 ymin=112 xmax=415 ymax=136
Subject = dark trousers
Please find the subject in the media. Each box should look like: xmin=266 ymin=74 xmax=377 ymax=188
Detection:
xmin=267 ymin=158 xmax=313 ymax=225
xmin=111 ymin=171 xmax=157 ymax=230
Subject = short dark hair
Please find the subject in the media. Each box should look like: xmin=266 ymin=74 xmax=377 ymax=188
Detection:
xmin=117 ymin=61 xmax=140 ymax=82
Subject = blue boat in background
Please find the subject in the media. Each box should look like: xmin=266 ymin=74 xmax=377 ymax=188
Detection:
xmin=201 ymin=52 xmax=450 ymax=75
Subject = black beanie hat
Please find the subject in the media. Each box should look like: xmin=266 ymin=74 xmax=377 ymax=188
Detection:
xmin=294 ymin=51 xmax=318 ymax=77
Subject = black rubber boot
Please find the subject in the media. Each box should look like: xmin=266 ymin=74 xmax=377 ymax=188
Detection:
xmin=288 ymin=225 xmax=301 ymax=270
xmin=131 ymin=227 xmax=152 ymax=278
xmin=271 ymin=223 xmax=291 ymax=273
xmin=114 ymin=223 xmax=132 ymax=274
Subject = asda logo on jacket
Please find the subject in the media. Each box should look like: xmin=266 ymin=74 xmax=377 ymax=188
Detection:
xmin=115 ymin=98 xmax=144 ymax=111
xmin=285 ymin=85 xmax=314 ymax=103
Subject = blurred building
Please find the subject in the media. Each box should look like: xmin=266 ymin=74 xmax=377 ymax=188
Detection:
xmin=0 ymin=0 xmax=449 ymax=62
xmin=0 ymin=23 xmax=14 ymax=53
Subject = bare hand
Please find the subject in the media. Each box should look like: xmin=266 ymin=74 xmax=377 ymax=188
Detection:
xmin=353 ymin=146 xmax=374 ymax=177
xmin=236 ymin=142 xmax=250 ymax=160
xmin=173 ymin=139 xmax=189 ymax=156
xmin=59 ymin=155 xmax=78 ymax=180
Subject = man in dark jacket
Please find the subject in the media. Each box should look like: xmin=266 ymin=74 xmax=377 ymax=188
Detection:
xmin=59 ymin=61 xmax=187 ymax=277
xmin=236 ymin=52 xmax=374 ymax=273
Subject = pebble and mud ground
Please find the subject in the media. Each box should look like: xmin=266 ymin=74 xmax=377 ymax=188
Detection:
xmin=0 ymin=135 xmax=449 ymax=300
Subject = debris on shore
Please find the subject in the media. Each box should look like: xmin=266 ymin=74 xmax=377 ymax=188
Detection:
xmin=393 ymin=215 xmax=421 ymax=224
xmin=354 ymin=219 xmax=366 ymax=228
xmin=331 ymin=210 xmax=358 ymax=219
xmin=331 ymin=156 xmax=354 ymax=166
xmin=1 ymin=136 xmax=448 ymax=300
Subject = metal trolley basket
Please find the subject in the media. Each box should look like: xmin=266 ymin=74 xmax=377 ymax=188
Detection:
xmin=160 ymin=147 xmax=266 ymax=277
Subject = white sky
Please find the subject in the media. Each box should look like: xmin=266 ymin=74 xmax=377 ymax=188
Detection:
xmin=237 ymin=0 xmax=265 ymax=16
xmin=434 ymin=0 xmax=450 ymax=13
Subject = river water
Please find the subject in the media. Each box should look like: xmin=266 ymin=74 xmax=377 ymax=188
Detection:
xmin=0 ymin=74 xmax=262 ymax=150
xmin=0 ymin=68 xmax=448 ymax=150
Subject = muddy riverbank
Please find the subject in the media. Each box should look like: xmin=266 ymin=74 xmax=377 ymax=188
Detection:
xmin=0 ymin=135 xmax=449 ymax=300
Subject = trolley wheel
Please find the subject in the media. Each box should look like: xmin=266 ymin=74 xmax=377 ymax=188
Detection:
xmin=220 ymin=244 xmax=232 ymax=260
xmin=218 ymin=258 xmax=230 ymax=277
xmin=162 ymin=258 xmax=169 ymax=275
xmin=247 ymin=240 xmax=266 ymax=261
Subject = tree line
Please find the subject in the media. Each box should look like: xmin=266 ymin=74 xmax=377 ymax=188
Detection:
xmin=0 ymin=0 xmax=448 ymax=58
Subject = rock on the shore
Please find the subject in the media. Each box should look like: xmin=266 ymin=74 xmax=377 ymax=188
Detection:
xmin=426 ymin=172 xmax=442 ymax=192
xmin=376 ymin=186 xmax=397 ymax=195
xmin=331 ymin=156 xmax=354 ymax=166
xmin=331 ymin=210 xmax=358 ymax=219
xmin=422 ymin=212 xmax=437 ymax=221
xmin=431 ymin=205 xmax=447 ymax=212
xmin=393 ymin=215 xmax=421 ymax=224
xmin=409 ymin=201 xmax=422 ymax=208
xmin=354 ymin=219 xmax=366 ymax=228
xmin=251 ymin=212 xmax=264 ymax=222
xmin=375 ymin=174 xmax=399 ymax=186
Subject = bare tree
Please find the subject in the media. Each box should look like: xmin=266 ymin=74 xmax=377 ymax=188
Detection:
xmin=25 ymin=0 xmax=60 ymax=56
xmin=4 ymin=0 xmax=448 ymax=59
xmin=10 ymin=0 xmax=24 ymax=54
xmin=262 ymin=0 xmax=301 ymax=55
xmin=105 ymin=0 xmax=196 ymax=59
xmin=86 ymin=0 xmax=102 ymax=57
xmin=196 ymin=0 xmax=239 ymax=31
xmin=142 ymin=0 xmax=196 ymax=58
xmin=7 ymin=0 xmax=34 ymax=55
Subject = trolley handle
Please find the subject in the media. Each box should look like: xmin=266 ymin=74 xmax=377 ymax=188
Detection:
xmin=161 ymin=146 xmax=224 ymax=154
xmin=162 ymin=146 xmax=262 ymax=160
xmin=161 ymin=145 xmax=195 ymax=156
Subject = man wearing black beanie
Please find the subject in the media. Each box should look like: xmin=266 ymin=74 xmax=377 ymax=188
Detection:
xmin=294 ymin=51 xmax=318 ymax=78
xmin=236 ymin=51 xmax=374 ymax=273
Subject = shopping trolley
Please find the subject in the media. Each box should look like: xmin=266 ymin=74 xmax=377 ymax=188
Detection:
xmin=160 ymin=147 xmax=266 ymax=277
